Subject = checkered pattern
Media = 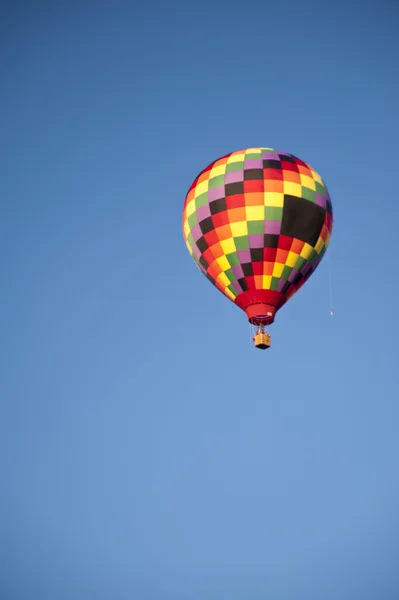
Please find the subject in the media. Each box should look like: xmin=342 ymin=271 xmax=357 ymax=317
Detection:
xmin=182 ymin=148 xmax=333 ymax=307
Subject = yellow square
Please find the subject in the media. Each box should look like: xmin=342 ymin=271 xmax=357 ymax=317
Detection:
xmin=300 ymin=174 xmax=316 ymax=190
xmin=286 ymin=251 xmax=299 ymax=268
xmin=245 ymin=147 xmax=261 ymax=154
xmin=283 ymin=181 xmax=302 ymax=196
xmin=264 ymin=192 xmax=284 ymax=207
xmin=185 ymin=199 xmax=196 ymax=218
xmin=230 ymin=221 xmax=248 ymax=236
xmin=217 ymin=272 xmax=230 ymax=287
xmin=300 ymin=243 xmax=313 ymax=260
xmin=194 ymin=180 xmax=209 ymax=196
xmin=311 ymin=169 xmax=323 ymax=184
xmin=227 ymin=152 xmax=245 ymax=163
xmin=272 ymin=262 xmax=284 ymax=277
xmin=216 ymin=255 xmax=230 ymax=271
xmin=211 ymin=164 xmax=227 ymax=177
xmin=224 ymin=287 xmax=236 ymax=300
xmin=324 ymin=230 xmax=331 ymax=246
xmin=315 ymin=237 xmax=324 ymax=254
xmin=245 ymin=205 xmax=264 ymax=220
xmin=262 ymin=275 xmax=272 ymax=289
xmin=220 ymin=238 xmax=236 ymax=254
xmin=183 ymin=221 xmax=190 ymax=238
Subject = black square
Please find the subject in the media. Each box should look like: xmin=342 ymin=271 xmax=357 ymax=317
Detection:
xmin=292 ymin=272 xmax=303 ymax=286
xmin=281 ymin=195 xmax=325 ymax=246
xmin=225 ymin=182 xmax=244 ymax=196
xmin=196 ymin=236 xmax=208 ymax=253
xmin=279 ymin=153 xmax=295 ymax=163
xmin=250 ymin=248 xmax=263 ymax=262
xmin=209 ymin=198 xmax=227 ymax=215
xmin=199 ymin=216 xmax=214 ymax=235
xmin=199 ymin=256 xmax=209 ymax=270
xmin=238 ymin=277 xmax=248 ymax=291
xmin=263 ymin=159 xmax=281 ymax=169
xmin=242 ymin=263 xmax=253 ymax=276
xmin=263 ymin=234 xmax=279 ymax=248
xmin=244 ymin=169 xmax=264 ymax=180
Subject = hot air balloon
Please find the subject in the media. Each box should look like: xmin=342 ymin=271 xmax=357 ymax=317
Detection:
xmin=182 ymin=148 xmax=333 ymax=349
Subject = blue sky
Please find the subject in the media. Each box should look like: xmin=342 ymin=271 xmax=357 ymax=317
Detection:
xmin=2 ymin=1 xmax=399 ymax=598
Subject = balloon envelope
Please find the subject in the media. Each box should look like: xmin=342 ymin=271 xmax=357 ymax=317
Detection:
xmin=182 ymin=148 xmax=333 ymax=325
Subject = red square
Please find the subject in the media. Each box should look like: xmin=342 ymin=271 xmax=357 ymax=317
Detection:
xmin=264 ymin=168 xmax=283 ymax=180
xmin=282 ymin=162 xmax=299 ymax=173
xmin=244 ymin=180 xmax=264 ymax=193
xmin=252 ymin=262 xmax=263 ymax=275
xmin=226 ymin=194 xmax=246 ymax=209
xmin=278 ymin=235 xmax=293 ymax=251
xmin=263 ymin=248 xmax=277 ymax=261
xmin=203 ymin=248 xmax=214 ymax=264
xmin=204 ymin=230 xmax=219 ymax=246
xmin=246 ymin=276 xmax=256 ymax=289
xmin=212 ymin=212 xmax=230 ymax=228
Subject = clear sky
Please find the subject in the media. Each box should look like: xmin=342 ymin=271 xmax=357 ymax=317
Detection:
xmin=2 ymin=1 xmax=399 ymax=599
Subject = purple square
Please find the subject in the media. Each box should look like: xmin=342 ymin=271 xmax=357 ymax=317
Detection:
xmin=248 ymin=234 xmax=264 ymax=248
xmin=277 ymin=278 xmax=288 ymax=293
xmin=262 ymin=152 xmax=280 ymax=161
xmin=191 ymin=224 xmax=202 ymax=242
xmin=192 ymin=243 xmax=202 ymax=260
xmin=196 ymin=204 xmax=211 ymax=221
xmin=208 ymin=186 xmax=225 ymax=201
xmin=232 ymin=264 xmax=244 ymax=279
xmin=264 ymin=220 xmax=281 ymax=234
xmin=225 ymin=170 xmax=244 ymax=184
xmin=237 ymin=249 xmax=251 ymax=263
xmin=245 ymin=159 xmax=263 ymax=169
xmin=316 ymin=192 xmax=327 ymax=208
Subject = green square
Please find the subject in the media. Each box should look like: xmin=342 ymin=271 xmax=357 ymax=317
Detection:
xmin=261 ymin=148 xmax=274 ymax=154
xmin=295 ymin=256 xmax=307 ymax=271
xmin=226 ymin=161 xmax=244 ymax=172
xmin=265 ymin=206 xmax=283 ymax=220
xmin=227 ymin=283 xmax=237 ymax=295
xmin=248 ymin=220 xmax=264 ymax=234
xmin=245 ymin=152 xmax=262 ymax=160
xmin=309 ymin=249 xmax=318 ymax=263
xmin=234 ymin=236 xmax=249 ymax=250
xmin=226 ymin=251 xmax=240 ymax=267
xmin=187 ymin=233 xmax=195 ymax=248
xmin=270 ymin=276 xmax=280 ymax=291
xmin=187 ymin=212 xmax=198 ymax=229
xmin=301 ymin=186 xmax=316 ymax=202
xmin=195 ymin=191 xmax=208 ymax=208
xmin=224 ymin=268 xmax=235 ymax=282
xmin=282 ymin=265 xmax=292 ymax=279
xmin=315 ymin=181 xmax=326 ymax=197
xmin=208 ymin=175 xmax=225 ymax=189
